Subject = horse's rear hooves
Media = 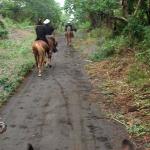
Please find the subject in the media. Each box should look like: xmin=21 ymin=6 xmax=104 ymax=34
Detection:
xmin=27 ymin=144 xmax=34 ymax=150
xmin=122 ymin=139 xmax=135 ymax=150
xmin=38 ymin=74 xmax=42 ymax=77
xmin=48 ymin=65 xmax=52 ymax=68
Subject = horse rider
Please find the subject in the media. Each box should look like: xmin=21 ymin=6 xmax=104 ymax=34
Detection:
xmin=35 ymin=19 xmax=57 ymax=53
xmin=35 ymin=19 xmax=48 ymax=44
xmin=43 ymin=19 xmax=58 ymax=53
xmin=65 ymin=22 xmax=74 ymax=32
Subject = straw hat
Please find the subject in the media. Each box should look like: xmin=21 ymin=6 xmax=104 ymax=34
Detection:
xmin=43 ymin=19 xmax=50 ymax=24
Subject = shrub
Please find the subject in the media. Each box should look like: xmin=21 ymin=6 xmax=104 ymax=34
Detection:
xmin=136 ymin=26 xmax=150 ymax=66
xmin=127 ymin=65 xmax=149 ymax=87
xmin=0 ymin=33 xmax=34 ymax=103
xmin=90 ymin=35 xmax=127 ymax=61
xmin=143 ymin=26 xmax=150 ymax=47
xmin=124 ymin=17 xmax=144 ymax=44
xmin=89 ymin=27 xmax=112 ymax=39
xmin=79 ymin=21 xmax=91 ymax=31
xmin=0 ymin=20 xmax=8 ymax=38
xmin=136 ymin=49 xmax=150 ymax=66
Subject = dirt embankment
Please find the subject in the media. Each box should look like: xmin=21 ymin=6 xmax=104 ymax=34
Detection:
xmin=74 ymin=35 xmax=150 ymax=150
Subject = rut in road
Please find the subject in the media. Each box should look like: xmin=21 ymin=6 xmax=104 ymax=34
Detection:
xmin=0 ymin=36 xmax=128 ymax=150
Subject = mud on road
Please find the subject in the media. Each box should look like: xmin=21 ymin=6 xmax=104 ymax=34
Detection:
xmin=0 ymin=36 xmax=128 ymax=150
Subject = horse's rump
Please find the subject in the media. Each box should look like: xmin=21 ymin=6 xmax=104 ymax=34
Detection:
xmin=32 ymin=40 xmax=50 ymax=76
xmin=32 ymin=40 xmax=49 ymax=53
xmin=65 ymin=31 xmax=74 ymax=38
xmin=32 ymin=40 xmax=49 ymax=64
xmin=32 ymin=39 xmax=54 ymax=75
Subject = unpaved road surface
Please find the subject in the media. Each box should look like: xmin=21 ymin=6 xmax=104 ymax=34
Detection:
xmin=0 ymin=36 xmax=128 ymax=150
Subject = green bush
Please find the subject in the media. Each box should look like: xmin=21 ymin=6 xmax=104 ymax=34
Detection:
xmin=136 ymin=26 xmax=150 ymax=66
xmin=3 ymin=18 xmax=32 ymax=29
xmin=128 ymin=124 xmax=149 ymax=136
xmin=79 ymin=21 xmax=91 ymax=30
xmin=15 ymin=20 xmax=32 ymax=29
xmin=127 ymin=65 xmax=149 ymax=87
xmin=0 ymin=20 xmax=8 ymax=38
xmin=124 ymin=17 xmax=144 ymax=44
xmin=136 ymin=49 xmax=150 ymax=66
xmin=143 ymin=26 xmax=150 ymax=47
xmin=89 ymin=27 xmax=112 ymax=39
xmin=90 ymin=35 xmax=127 ymax=61
xmin=0 ymin=32 xmax=34 ymax=103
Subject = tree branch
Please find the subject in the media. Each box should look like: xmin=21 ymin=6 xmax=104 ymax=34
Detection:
xmin=134 ymin=0 xmax=142 ymax=16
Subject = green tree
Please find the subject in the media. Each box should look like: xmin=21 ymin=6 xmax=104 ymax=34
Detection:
xmin=0 ymin=0 xmax=61 ymax=26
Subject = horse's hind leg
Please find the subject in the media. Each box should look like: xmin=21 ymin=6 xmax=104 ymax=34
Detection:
xmin=34 ymin=55 xmax=38 ymax=68
xmin=67 ymin=32 xmax=72 ymax=46
xmin=66 ymin=33 xmax=69 ymax=46
xmin=27 ymin=144 xmax=34 ymax=150
xmin=38 ymin=52 xmax=45 ymax=77
xmin=69 ymin=36 xmax=72 ymax=46
xmin=47 ymin=51 xmax=52 ymax=68
xmin=33 ymin=50 xmax=38 ymax=68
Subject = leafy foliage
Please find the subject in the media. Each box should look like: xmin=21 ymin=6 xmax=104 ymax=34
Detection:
xmin=0 ymin=20 xmax=8 ymax=38
xmin=90 ymin=35 xmax=127 ymax=61
xmin=0 ymin=26 xmax=34 ymax=105
xmin=0 ymin=0 xmax=61 ymax=26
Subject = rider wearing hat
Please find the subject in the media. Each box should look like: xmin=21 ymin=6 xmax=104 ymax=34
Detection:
xmin=43 ymin=19 xmax=54 ymax=35
xmin=65 ymin=22 xmax=74 ymax=32
xmin=35 ymin=19 xmax=48 ymax=44
xmin=35 ymin=18 xmax=57 ymax=53
xmin=43 ymin=19 xmax=58 ymax=53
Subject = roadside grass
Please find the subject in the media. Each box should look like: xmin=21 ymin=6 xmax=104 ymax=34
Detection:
xmin=3 ymin=18 xmax=33 ymax=30
xmin=86 ymin=57 xmax=150 ymax=149
xmin=74 ymin=29 xmax=150 ymax=149
xmin=0 ymin=29 xmax=34 ymax=106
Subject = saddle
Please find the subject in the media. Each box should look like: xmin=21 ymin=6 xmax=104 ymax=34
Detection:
xmin=46 ymin=35 xmax=58 ymax=53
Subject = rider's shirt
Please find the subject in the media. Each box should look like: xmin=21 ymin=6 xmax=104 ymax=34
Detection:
xmin=35 ymin=25 xmax=47 ymax=42
xmin=45 ymin=24 xmax=54 ymax=35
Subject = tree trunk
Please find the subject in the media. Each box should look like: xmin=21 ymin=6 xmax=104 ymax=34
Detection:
xmin=146 ymin=0 xmax=150 ymax=25
xmin=134 ymin=0 xmax=142 ymax=16
xmin=122 ymin=0 xmax=128 ymax=18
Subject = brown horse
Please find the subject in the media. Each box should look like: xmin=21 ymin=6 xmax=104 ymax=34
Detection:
xmin=65 ymin=27 xmax=74 ymax=46
xmin=32 ymin=38 xmax=53 ymax=77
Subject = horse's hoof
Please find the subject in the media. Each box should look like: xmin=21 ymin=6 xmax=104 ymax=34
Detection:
xmin=38 ymin=74 xmax=42 ymax=77
xmin=0 ymin=122 xmax=7 ymax=134
xmin=48 ymin=64 xmax=52 ymax=68
xmin=27 ymin=144 xmax=34 ymax=150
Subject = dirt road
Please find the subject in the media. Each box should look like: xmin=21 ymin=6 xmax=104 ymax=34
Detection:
xmin=0 ymin=36 xmax=128 ymax=150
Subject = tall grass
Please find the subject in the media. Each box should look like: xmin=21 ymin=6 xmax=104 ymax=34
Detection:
xmin=90 ymin=35 xmax=128 ymax=61
xmin=0 ymin=28 xmax=34 ymax=105
xmin=3 ymin=18 xmax=33 ymax=30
